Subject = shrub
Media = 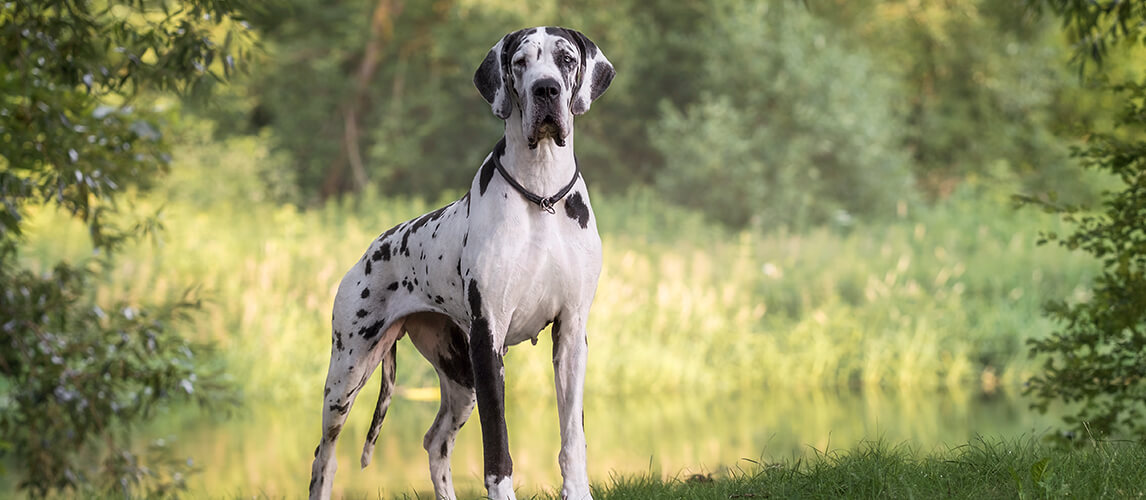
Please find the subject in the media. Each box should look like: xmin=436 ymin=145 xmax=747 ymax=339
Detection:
xmin=650 ymin=1 xmax=914 ymax=230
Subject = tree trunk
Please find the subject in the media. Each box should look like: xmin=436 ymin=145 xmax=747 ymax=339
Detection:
xmin=320 ymin=0 xmax=402 ymax=199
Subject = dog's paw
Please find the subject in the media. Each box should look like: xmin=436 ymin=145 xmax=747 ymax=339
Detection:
xmin=561 ymin=485 xmax=593 ymax=500
xmin=485 ymin=475 xmax=517 ymax=500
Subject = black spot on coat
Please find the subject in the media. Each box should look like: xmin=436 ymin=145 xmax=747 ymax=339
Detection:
xmin=546 ymin=27 xmax=598 ymax=58
xmin=469 ymin=312 xmax=512 ymax=479
xmin=359 ymin=319 xmax=386 ymax=340
xmin=439 ymin=323 xmax=474 ymax=389
xmin=399 ymin=206 xmax=448 ymax=257
xmin=374 ymin=243 xmax=391 ymax=261
xmin=479 ymin=138 xmax=507 ymax=195
xmin=467 ymin=279 xmax=482 ymax=313
xmin=377 ymin=223 xmax=402 ymax=242
xmin=564 ymin=192 xmax=590 ymax=229
xmin=551 ymin=317 xmax=562 ymax=361
xmin=329 ymin=400 xmax=350 ymax=414
xmin=400 ymin=229 xmax=413 ymax=257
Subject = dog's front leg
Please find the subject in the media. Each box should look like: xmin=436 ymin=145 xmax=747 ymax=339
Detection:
xmin=469 ymin=310 xmax=516 ymax=500
xmin=552 ymin=314 xmax=592 ymax=500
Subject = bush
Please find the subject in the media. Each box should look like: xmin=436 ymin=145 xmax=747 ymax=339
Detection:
xmin=0 ymin=0 xmax=247 ymax=495
xmin=650 ymin=1 xmax=914 ymax=230
xmin=1023 ymin=0 xmax=1146 ymax=442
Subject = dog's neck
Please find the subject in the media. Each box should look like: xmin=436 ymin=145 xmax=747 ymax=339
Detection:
xmin=500 ymin=113 xmax=577 ymax=198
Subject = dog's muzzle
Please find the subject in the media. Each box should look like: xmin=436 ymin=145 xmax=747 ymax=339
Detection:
xmin=528 ymin=77 xmax=567 ymax=148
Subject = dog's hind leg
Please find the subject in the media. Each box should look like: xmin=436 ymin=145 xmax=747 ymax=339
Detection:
xmin=360 ymin=342 xmax=396 ymax=468
xmin=309 ymin=318 xmax=404 ymax=500
xmin=407 ymin=314 xmax=477 ymax=500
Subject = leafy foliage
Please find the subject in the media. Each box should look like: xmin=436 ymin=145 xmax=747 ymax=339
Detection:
xmin=0 ymin=263 xmax=232 ymax=496
xmin=0 ymin=0 xmax=248 ymax=495
xmin=220 ymin=0 xmax=1094 ymax=232
xmin=221 ymin=0 xmax=511 ymax=201
xmin=1022 ymin=0 xmax=1146 ymax=442
xmin=815 ymin=0 xmax=1081 ymax=198
xmin=650 ymin=1 xmax=913 ymax=230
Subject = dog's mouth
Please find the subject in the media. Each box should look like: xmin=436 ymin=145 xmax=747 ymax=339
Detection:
xmin=528 ymin=115 xmax=566 ymax=149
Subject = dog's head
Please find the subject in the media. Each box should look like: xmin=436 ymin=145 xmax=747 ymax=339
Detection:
xmin=473 ymin=27 xmax=614 ymax=149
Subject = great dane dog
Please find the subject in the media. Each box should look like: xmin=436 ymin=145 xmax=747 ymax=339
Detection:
xmin=308 ymin=27 xmax=614 ymax=500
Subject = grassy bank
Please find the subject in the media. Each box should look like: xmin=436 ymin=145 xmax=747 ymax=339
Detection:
xmin=12 ymin=436 xmax=1140 ymax=499
xmin=16 ymin=137 xmax=1096 ymax=403
xmin=203 ymin=437 xmax=1141 ymax=499
xmin=583 ymin=437 xmax=1146 ymax=500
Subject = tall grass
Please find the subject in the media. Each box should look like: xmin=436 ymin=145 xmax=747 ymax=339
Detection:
xmin=586 ymin=185 xmax=1092 ymax=396
xmin=16 ymin=137 xmax=1095 ymax=404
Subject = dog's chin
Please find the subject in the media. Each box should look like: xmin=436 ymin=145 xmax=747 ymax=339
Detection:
xmin=526 ymin=117 xmax=567 ymax=149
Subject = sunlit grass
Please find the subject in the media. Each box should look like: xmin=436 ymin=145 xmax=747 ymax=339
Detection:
xmin=15 ymin=137 xmax=1095 ymax=405
xmin=175 ymin=437 xmax=1146 ymax=499
xmin=585 ymin=437 xmax=1146 ymax=500
xmin=18 ymin=190 xmax=1093 ymax=405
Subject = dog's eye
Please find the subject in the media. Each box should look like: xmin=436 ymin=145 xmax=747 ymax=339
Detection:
xmin=562 ymin=54 xmax=575 ymax=65
xmin=513 ymin=58 xmax=526 ymax=68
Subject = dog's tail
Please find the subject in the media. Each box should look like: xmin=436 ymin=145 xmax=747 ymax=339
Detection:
xmin=360 ymin=342 xmax=397 ymax=469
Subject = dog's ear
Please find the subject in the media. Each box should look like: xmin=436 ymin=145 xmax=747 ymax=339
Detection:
xmin=474 ymin=30 xmax=522 ymax=120
xmin=567 ymin=30 xmax=614 ymax=116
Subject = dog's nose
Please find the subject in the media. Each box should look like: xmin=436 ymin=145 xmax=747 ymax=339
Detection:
xmin=532 ymin=78 xmax=561 ymax=101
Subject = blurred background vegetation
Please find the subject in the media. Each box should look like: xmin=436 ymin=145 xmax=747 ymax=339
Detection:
xmin=3 ymin=0 xmax=1145 ymax=497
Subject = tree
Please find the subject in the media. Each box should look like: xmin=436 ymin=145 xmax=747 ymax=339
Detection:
xmin=225 ymin=0 xmax=512 ymax=201
xmin=812 ymin=0 xmax=1086 ymax=200
xmin=213 ymin=0 xmax=722 ymax=202
xmin=0 ymin=0 xmax=248 ymax=495
xmin=650 ymin=1 xmax=914 ymax=230
xmin=1022 ymin=0 xmax=1146 ymax=442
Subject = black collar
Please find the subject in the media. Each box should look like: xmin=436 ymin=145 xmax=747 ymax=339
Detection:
xmin=492 ymin=145 xmax=580 ymax=214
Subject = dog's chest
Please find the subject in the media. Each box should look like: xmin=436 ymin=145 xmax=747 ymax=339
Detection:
xmin=464 ymin=187 xmax=602 ymax=344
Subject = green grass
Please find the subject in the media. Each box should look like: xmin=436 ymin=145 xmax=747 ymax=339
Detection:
xmin=197 ymin=437 xmax=1144 ymax=499
xmin=12 ymin=437 xmax=1143 ymax=499
xmin=582 ymin=437 xmax=1146 ymax=500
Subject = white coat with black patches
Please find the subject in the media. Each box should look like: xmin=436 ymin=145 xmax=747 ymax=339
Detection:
xmin=308 ymin=26 xmax=614 ymax=500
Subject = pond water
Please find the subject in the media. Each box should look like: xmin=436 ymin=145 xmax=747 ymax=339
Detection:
xmin=145 ymin=382 xmax=1058 ymax=498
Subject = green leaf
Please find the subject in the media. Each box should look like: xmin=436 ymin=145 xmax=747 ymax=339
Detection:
xmin=1030 ymin=457 xmax=1050 ymax=484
